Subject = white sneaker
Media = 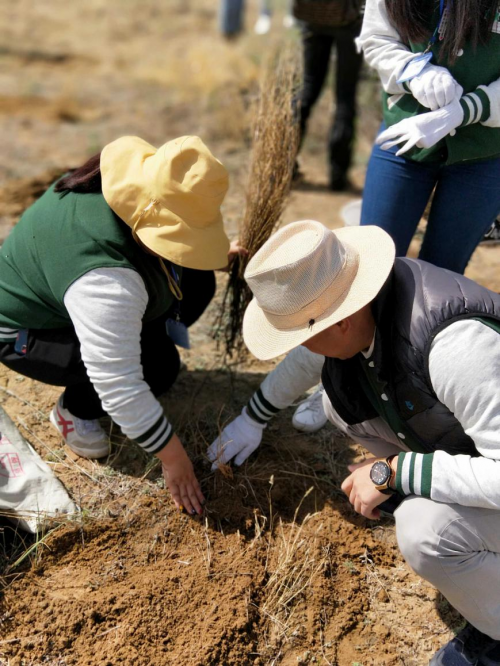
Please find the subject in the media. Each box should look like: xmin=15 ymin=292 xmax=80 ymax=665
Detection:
xmin=50 ymin=396 xmax=110 ymax=459
xmin=254 ymin=13 xmax=272 ymax=34
xmin=282 ymin=14 xmax=296 ymax=28
xmin=292 ymin=385 xmax=328 ymax=433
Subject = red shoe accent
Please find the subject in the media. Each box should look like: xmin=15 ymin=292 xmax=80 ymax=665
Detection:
xmin=56 ymin=406 xmax=75 ymax=439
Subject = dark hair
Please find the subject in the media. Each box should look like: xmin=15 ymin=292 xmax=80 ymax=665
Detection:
xmin=385 ymin=0 xmax=497 ymax=64
xmin=54 ymin=152 xmax=102 ymax=194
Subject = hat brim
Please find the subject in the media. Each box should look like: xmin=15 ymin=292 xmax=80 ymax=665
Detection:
xmin=242 ymin=225 xmax=395 ymax=360
xmin=136 ymin=214 xmax=230 ymax=271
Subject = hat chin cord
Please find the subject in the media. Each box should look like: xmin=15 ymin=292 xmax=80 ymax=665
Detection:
xmin=131 ymin=199 xmax=183 ymax=301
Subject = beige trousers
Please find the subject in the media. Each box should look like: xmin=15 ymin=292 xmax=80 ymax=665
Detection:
xmin=323 ymin=394 xmax=500 ymax=639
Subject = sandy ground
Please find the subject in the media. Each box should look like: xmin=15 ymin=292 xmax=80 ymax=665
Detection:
xmin=1 ymin=2 xmax=500 ymax=665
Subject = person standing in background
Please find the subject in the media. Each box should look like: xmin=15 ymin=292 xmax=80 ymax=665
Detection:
xmin=293 ymin=0 xmax=364 ymax=191
xmin=219 ymin=0 xmax=245 ymax=39
xmin=358 ymin=0 xmax=500 ymax=274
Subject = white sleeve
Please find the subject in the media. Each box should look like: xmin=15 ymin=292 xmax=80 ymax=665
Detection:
xmin=246 ymin=346 xmax=324 ymax=423
xmin=357 ymin=0 xmax=416 ymax=95
xmin=397 ymin=319 xmax=500 ymax=509
xmin=478 ymin=79 xmax=500 ymax=128
xmin=64 ymin=268 xmax=174 ymax=454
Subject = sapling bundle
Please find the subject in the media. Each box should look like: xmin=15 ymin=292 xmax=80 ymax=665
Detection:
xmin=217 ymin=42 xmax=301 ymax=358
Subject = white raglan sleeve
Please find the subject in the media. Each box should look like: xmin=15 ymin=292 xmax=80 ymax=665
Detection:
xmin=394 ymin=319 xmax=500 ymax=509
xmin=245 ymin=346 xmax=324 ymax=424
xmin=356 ymin=0 xmax=416 ymax=95
xmin=64 ymin=267 xmax=174 ymax=455
xmin=477 ymin=78 xmax=500 ymax=128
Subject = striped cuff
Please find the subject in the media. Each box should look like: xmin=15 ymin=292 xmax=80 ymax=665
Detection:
xmin=459 ymin=88 xmax=491 ymax=127
xmin=394 ymin=452 xmax=434 ymax=498
xmin=0 ymin=327 xmax=19 ymax=343
xmin=247 ymin=388 xmax=280 ymax=425
xmin=135 ymin=414 xmax=174 ymax=455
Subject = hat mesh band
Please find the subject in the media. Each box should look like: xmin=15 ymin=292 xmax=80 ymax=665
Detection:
xmin=263 ymin=244 xmax=360 ymax=330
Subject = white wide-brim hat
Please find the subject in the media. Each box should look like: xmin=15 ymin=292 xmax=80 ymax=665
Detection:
xmin=243 ymin=220 xmax=395 ymax=360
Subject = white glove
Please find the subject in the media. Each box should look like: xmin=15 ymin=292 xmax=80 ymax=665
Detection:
xmin=207 ymin=407 xmax=266 ymax=470
xmin=376 ymin=98 xmax=464 ymax=156
xmin=408 ymin=65 xmax=463 ymax=111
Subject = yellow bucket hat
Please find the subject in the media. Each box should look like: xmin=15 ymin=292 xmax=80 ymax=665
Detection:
xmin=100 ymin=135 xmax=230 ymax=270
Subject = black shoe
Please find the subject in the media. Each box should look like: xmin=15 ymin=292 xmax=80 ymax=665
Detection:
xmin=430 ymin=623 xmax=498 ymax=665
xmin=480 ymin=218 xmax=500 ymax=246
xmin=329 ymin=175 xmax=349 ymax=192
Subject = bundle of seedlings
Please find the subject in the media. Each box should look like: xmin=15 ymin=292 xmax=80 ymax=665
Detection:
xmin=216 ymin=42 xmax=301 ymax=358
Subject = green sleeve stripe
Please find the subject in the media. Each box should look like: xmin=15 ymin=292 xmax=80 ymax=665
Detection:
xmin=476 ymin=87 xmax=491 ymax=122
xmin=408 ymin=452 xmax=416 ymax=495
xmin=420 ymin=453 xmax=434 ymax=498
xmin=460 ymin=97 xmax=471 ymax=127
xmin=247 ymin=401 xmax=268 ymax=424
xmin=135 ymin=415 xmax=166 ymax=444
xmin=146 ymin=424 xmax=175 ymax=455
xmin=395 ymin=452 xmax=406 ymax=495
xmin=256 ymin=389 xmax=280 ymax=414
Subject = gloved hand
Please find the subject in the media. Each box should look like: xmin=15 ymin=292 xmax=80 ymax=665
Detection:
xmin=376 ymin=98 xmax=464 ymax=156
xmin=207 ymin=407 xmax=266 ymax=470
xmin=408 ymin=65 xmax=463 ymax=111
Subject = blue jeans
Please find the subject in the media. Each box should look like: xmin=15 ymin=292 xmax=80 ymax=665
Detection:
xmin=361 ymin=139 xmax=500 ymax=274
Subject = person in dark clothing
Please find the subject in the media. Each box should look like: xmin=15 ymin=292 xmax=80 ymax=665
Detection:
xmin=293 ymin=0 xmax=364 ymax=190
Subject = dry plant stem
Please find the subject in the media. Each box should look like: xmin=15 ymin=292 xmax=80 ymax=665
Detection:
xmin=217 ymin=41 xmax=301 ymax=357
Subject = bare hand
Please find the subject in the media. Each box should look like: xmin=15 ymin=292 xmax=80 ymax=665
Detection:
xmin=341 ymin=458 xmax=388 ymax=520
xmin=157 ymin=433 xmax=205 ymax=515
xmin=220 ymin=239 xmax=248 ymax=272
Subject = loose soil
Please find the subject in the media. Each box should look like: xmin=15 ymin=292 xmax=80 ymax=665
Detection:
xmin=1 ymin=2 xmax=499 ymax=665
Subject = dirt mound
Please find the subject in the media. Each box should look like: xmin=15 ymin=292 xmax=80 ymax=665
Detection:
xmin=0 ymin=489 xmax=396 ymax=666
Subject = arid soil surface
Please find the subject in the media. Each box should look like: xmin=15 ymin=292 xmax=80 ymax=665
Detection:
xmin=1 ymin=2 xmax=500 ymax=665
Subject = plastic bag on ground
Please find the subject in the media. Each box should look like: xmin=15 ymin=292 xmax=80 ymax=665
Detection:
xmin=0 ymin=405 xmax=78 ymax=533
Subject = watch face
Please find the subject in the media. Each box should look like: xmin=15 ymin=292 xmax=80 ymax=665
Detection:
xmin=370 ymin=461 xmax=390 ymax=486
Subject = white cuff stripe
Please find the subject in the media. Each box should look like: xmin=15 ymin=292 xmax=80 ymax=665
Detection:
xmin=249 ymin=396 xmax=273 ymax=421
xmin=470 ymin=93 xmax=483 ymax=123
xmin=139 ymin=416 xmax=168 ymax=451
xmin=401 ymin=454 xmax=412 ymax=495
xmin=413 ymin=454 xmax=423 ymax=495
xmin=463 ymin=96 xmax=476 ymax=125
xmin=0 ymin=327 xmax=18 ymax=334
xmin=253 ymin=393 xmax=275 ymax=417
xmin=143 ymin=421 xmax=172 ymax=453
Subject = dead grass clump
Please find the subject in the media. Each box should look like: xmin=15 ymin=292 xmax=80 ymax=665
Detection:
xmin=216 ymin=41 xmax=301 ymax=357
xmin=258 ymin=487 xmax=327 ymax=653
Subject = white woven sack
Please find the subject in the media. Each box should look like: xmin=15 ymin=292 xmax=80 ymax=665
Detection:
xmin=0 ymin=406 xmax=78 ymax=533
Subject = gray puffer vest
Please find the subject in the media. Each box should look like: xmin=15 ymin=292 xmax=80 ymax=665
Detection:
xmin=322 ymin=258 xmax=500 ymax=455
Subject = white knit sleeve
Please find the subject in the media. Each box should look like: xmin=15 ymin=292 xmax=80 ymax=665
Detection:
xmin=246 ymin=346 xmax=324 ymax=423
xmin=356 ymin=0 xmax=416 ymax=95
xmin=478 ymin=79 xmax=500 ymax=128
xmin=64 ymin=267 xmax=174 ymax=454
xmin=395 ymin=319 xmax=500 ymax=509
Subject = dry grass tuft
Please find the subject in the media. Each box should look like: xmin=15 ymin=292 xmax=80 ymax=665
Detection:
xmin=216 ymin=40 xmax=301 ymax=358
xmin=259 ymin=487 xmax=327 ymax=651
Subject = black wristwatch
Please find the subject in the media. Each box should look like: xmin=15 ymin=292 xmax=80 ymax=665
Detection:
xmin=369 ymin=455 xmax=397 ymax=495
